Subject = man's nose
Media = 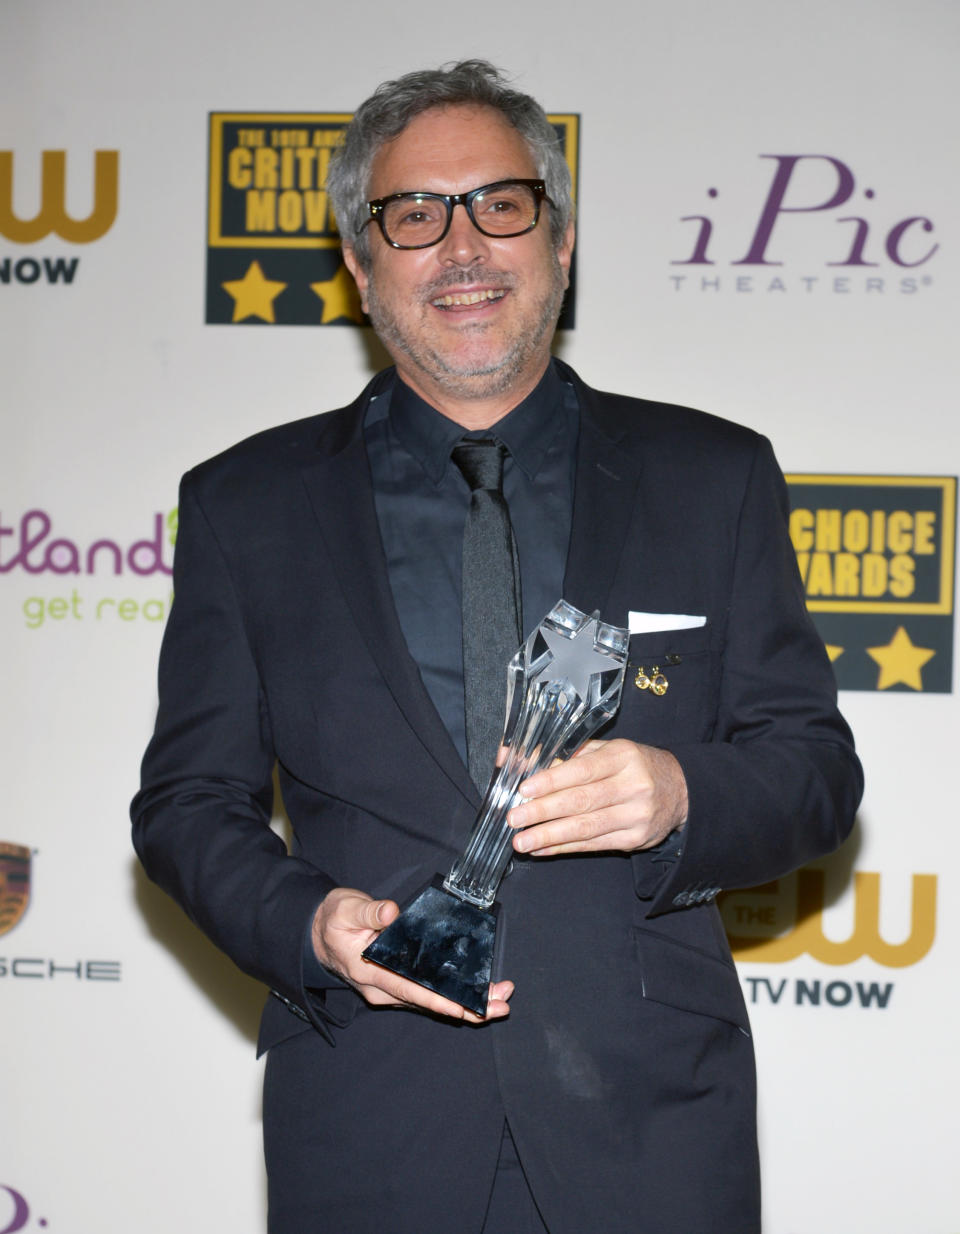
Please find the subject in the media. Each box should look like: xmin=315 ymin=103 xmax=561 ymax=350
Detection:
xmin=435 ymin=203 xmax=490 ymax=265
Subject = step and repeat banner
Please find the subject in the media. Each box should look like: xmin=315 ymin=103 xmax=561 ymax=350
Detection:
xmin=3 ymin=2 xmax=956 ymax=1232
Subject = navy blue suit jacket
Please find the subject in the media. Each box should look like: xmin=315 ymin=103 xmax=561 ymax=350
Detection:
xmin=132 ymin=362 xmax=861 ymax=1233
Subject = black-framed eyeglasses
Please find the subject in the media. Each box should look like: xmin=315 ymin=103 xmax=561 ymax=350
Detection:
xmin=362 ymin=179 xmax=553 ymax=250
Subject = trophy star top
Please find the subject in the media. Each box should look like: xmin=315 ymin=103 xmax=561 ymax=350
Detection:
xmin=540 ymin=618 xmax=618 ymax=700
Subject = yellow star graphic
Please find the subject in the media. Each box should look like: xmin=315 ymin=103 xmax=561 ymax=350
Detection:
xmin=825 ymin=644 xmax=844 ymax=662
xmin=222 ymin=261 xmax=287 ymax=323
xmin=310 ymin=263 xmax=364 ymax=324
xmin=866 ymin=626 xmax=936 ymax=691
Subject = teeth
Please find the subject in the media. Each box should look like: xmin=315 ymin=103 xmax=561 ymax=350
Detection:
xmin=431 ymin=289 xmax=506 ymax=307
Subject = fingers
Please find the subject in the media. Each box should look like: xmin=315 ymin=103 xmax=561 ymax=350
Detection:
xmin=358 ymin=961 xmax=480 ymax=1019
xmin=505 ymin=740 xmax=684 ymax=856
xmin=483 ymin=980 xmax=515 ymax=1020
xmin=511 ymin=776 xmax=621 ymax=837
xmin=314 ymin=888 xmax=515 ymax=1022
xmin=509 ymin=741 xmax=643 ymax=831
xmin=357 ymin=967 xmax=514 ymax=1023
xmin=514 ymin=816 xmax=643 ymax=856
xmin=515 ymin=741 xmax=627 ymax=806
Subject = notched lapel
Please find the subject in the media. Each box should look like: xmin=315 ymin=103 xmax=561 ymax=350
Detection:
xmin=300 ymin=401 xmax=478 ymax=805
xmin=563 ymin=379 xmax=645 ymax=623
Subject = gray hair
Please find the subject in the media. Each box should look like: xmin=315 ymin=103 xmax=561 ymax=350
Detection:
xmin=326 ymin=60 xmax=573 ymax=268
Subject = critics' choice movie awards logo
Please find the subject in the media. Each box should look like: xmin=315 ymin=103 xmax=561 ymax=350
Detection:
xmin=722 ymin=870 xmax=937 ymax=1012
xmin=0 ymin=149 xmax=119 ymax=286
xmin=205 ymin=112 xmax=580 ymax=327
xmin=786 ymin=475 xmax=956 ymax=692
xmin=1 ymin=508 xmax=177 ymax=629
xmin=670 ymin=154 xmax=939 ymax=295
xmin=719 ymin=475 xmax=950 ymax=1013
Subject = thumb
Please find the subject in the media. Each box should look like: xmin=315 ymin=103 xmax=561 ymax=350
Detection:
xmin=356 ymin=897 xmax=399 ymax=932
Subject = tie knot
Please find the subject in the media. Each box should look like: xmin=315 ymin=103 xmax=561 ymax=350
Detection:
xmin=452 ymin=438 xmax=506 ymax=493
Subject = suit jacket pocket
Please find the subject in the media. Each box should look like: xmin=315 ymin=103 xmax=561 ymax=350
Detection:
xmin=633 ymin=926 xmax=750 ymax=1036
xmin=614 ymin=628 xmax=720 ymax=745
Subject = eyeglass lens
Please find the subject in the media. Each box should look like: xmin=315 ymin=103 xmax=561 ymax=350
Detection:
xmin=381 ymin=182 xmax=539 ymax=247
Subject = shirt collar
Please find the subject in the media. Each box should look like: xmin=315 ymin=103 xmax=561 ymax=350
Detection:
xmin=388 ymin=360 xmax=568 ymax=485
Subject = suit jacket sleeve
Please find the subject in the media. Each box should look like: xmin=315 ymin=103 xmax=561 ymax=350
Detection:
xmin=644 ymin=433 xmax=863 ymax=914
xmin=131 ymin=472 xmax=339 ymax=1038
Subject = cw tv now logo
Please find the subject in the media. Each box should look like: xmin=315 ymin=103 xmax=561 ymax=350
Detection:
xmin=670 ymin=154 xmax=939 ymax=295
xmin=722 ymin=869 xmax=937 ymax=1012
xmin=0 ymin=149 xmax=120 ymax=286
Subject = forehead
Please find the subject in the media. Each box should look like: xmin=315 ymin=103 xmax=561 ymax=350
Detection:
xmin=368 ymin=104 xmax=538 ymax=197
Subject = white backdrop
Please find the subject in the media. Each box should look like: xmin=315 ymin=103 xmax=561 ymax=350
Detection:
xmin=3 ymin=2 xmax=957 ymax=1231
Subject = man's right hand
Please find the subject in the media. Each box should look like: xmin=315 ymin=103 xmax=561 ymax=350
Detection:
xmin=311 ymin=887 xmax=513 ymax=1024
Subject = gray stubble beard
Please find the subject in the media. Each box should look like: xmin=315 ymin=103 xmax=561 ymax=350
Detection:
xmin=364 ymin=258 xmax=566 ymax=403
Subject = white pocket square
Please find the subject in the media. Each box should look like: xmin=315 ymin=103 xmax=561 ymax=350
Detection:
xmin=628 ymin=611 xmax=707 ymax=635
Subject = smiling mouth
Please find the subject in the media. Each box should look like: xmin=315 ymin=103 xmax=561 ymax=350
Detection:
xmin=430 ymin=288 xmax=507 ymax=309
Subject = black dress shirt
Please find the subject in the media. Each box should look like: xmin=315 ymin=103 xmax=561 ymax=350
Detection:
xmin=363 ymin=360 xmax=579 ymax=764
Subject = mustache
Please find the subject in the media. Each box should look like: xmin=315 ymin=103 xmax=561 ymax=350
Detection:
xmin=418 ymin=268 xmax=516 ymax=300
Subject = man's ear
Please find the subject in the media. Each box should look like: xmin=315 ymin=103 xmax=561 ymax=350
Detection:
xmin=557 ymin=221 xmax=575 ymax=290
xmin=341 ymin=244 xmax=369 ymax=313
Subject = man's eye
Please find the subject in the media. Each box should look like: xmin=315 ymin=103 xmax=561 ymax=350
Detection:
xmin=391 ymin=198 xmax=444 ymax=228
xmin=482 ymin=197 xmax=521 ymax=215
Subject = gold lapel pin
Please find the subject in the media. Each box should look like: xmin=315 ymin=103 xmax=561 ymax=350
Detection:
xmin=634 ymin=665 xmax=669 ymax=696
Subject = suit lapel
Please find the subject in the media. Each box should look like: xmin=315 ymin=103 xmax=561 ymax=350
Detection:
xmin=562 ymin=372 xmax=645 ymax=623
xmin=300 ymin=382 xmax=478 ymax=804
xmin=296 ymin=365 xmax=641 ymax=801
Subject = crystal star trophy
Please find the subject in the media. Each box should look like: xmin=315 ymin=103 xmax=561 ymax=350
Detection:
xmin=362 ymin=600 xmax=630 ymax=1015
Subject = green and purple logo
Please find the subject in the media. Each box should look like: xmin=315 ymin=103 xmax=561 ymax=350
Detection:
xmin=1 ymin=508 xmax=178 ymax=630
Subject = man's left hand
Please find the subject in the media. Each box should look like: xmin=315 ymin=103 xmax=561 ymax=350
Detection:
xmin=507 ymin=739 xmax=688 ymax=857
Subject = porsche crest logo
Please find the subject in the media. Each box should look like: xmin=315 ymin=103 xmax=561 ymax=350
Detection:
xmin=0 ymin=842 xmax=31 ymax=936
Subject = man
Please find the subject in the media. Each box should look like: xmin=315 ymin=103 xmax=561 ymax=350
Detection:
xmin=132 ymin=61 xmax=862 ymax=1233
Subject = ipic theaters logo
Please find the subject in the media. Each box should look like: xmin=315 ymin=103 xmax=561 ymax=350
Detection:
xmin=0 ymin=149 xmax=119 ymax=287
xmin=1 ymin=507 xmax=177 ymax=629
xmin=669 ymin=154 xmax=939 ymax=295
xmin=786 ymin=475 xmax=956 ymax=692
xmin=205 ymin=112 xmax=580 ymax=327
xmin=0 ymin=841 xmax=121 ymax=983
xmin=722 ymin=869 xmax=937 ymax=1011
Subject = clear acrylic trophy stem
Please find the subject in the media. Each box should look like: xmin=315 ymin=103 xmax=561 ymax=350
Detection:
xmin=362 ymin=600 xmax=629 ymax=1015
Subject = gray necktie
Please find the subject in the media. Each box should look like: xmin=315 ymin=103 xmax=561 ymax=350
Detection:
xmin=452 ymin=438 xmax=522 ymax=792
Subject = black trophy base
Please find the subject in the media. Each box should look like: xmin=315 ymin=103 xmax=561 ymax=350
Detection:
xmin=361 ymin=875 xmax=499 ymax=1017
